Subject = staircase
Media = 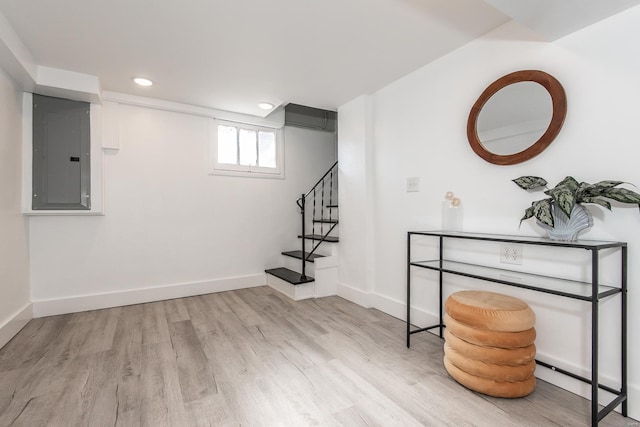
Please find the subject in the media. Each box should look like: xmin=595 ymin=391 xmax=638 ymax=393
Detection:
xmin=266 ymin=161 xmax=339 ymax=300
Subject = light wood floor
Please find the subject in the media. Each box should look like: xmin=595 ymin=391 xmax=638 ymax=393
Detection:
xmin=0 ymin=286 xmax=634 ymax=426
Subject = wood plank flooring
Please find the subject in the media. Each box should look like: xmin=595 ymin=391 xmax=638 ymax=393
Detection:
xmin=0 ymin=286 xmax=634 ymax=426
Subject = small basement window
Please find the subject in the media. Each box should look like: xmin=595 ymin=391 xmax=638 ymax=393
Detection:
xmin=209 ymin=119 xmax=283 ymax=178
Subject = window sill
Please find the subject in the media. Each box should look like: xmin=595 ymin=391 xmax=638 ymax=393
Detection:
xmin=209 ymin=169 xmax=285 ymax=179
xmin=23 ymin=209 xmax=105 ymax=216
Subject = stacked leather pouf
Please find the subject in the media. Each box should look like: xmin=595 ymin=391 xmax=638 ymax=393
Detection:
xmin=443 ymin=290 xmax=537 ymax=398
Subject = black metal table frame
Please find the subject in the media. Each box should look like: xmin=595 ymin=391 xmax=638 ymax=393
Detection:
xmin=405 ymin=231 xmax=628 ymax=426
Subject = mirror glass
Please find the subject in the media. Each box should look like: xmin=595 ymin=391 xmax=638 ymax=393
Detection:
xmin=476 ymin=82 xmax=552 ymax=156
xmin=467 ymin=70 xmax=566 ymax=165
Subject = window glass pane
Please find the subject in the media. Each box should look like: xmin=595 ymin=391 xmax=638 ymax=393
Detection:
xmin=258 ymin=131 xmax=276 ymax=168
xmin=239 ymin=129 xmax=257 ymax=166
xmin=218 ymin=125 xmax=237 ymax=164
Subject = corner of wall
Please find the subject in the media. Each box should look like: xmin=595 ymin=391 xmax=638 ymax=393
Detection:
xmin=336 ymin=282 xmax=372 ymax=308
xmin=0 ymin=303 xmax=32 ymax=349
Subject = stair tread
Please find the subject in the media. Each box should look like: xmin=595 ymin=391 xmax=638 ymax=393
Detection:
xmin=326 ymin=205 xmax=339 ymax=208
xmin=298 ymin=234 xmax=339 ymax=243
xmin=282 ymin=251 xmax=324 ymax=262
xmin=313 ymin=219 xmax=339 ymax=224
xmin=266 ymin=267 xmax=314 ymax=285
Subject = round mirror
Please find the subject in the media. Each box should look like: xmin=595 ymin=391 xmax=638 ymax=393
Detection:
xmin=467 ymin=70 xmax=566 ymax=165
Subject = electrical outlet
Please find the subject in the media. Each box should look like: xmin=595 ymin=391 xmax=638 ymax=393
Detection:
xmin=500 ymin=243 xmax=523 ymax=265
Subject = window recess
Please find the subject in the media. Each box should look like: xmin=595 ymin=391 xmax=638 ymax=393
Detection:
xmin=32 ymin=94 xmax=91 ymax=210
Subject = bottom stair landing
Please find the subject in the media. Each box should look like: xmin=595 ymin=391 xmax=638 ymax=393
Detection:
xmin=265 ymin=267 xmax=315 ymax=301
xmin=265 ymin=267 xmax=314 ymax=285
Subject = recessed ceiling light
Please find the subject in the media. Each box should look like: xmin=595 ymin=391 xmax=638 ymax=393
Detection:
xmin=258 ymin=102 xmax=274 ymax=110
xmin=133 ymin=77 xmax=153 ymax=87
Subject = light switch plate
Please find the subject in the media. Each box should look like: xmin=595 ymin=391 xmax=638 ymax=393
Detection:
xmin=406 ymin=177 xmax=420 ymax=192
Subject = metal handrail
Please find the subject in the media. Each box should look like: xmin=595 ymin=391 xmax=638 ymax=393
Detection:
xmin=305 ymin=223 xmax=338 ymax=258
xmin=304 ymin=161 xmax=338 ymax=198
xmin=296 ymin=194 xmax=307 ymax=279
xmin=297 ymin=162 xmax=338 ymax=276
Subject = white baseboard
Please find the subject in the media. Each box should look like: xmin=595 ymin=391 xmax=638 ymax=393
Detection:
xmin=32 ymin=274 xmax=265 ymax=317
xmin=337 ymin=282 xmax=372 ymax=308
xmin=0 ymin=303 xmax=32 ymax=349
xmin=370 ymin=291 xmax=439 ymax=327
xmin=337 ymin=285 xmax=437 ymax=326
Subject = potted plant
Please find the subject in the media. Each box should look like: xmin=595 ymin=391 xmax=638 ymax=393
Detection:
xmin=513 ymin=176 xmax=640 ymax=240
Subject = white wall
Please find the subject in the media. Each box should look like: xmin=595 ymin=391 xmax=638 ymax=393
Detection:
xmin=29 ymin=103 xmax=336 ymax=315
xmin=0 ymin=65 xmax=30 ymax=348
xmin=337 ymin=96 xmax=375 ymax=306
xmin=338 ymin=8 xmax=640 ymax=419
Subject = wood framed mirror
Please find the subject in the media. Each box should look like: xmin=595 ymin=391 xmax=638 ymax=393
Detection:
xmin=467 ymin=70 xmax=567 ymax=165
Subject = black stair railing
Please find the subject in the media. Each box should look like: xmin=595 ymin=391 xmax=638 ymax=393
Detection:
xmin=296 ymin=161 xmax=338 ymax=279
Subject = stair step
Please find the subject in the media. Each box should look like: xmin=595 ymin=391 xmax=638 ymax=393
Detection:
xmin=326 ymin=204 xmax=338 ymax=208
xmin=282 ymin=251 xmax=324 ymax=262
xmin=298 ymin=234 xmax=339 ymax=243
xmin=265 ymin=267 xmax=314 ymax=285
xmin=313 ymin=219 xmax=338 ymax=224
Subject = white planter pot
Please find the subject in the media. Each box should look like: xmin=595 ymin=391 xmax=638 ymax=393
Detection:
xmin=537 ymin=203 xmax=593 ymax=241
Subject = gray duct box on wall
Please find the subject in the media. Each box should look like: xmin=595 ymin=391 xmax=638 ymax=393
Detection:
xmin=284 ymin=103 xmax=337 ymax=132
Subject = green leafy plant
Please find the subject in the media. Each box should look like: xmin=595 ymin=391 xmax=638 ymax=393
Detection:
xmin=513 ymin=176 xmax=640 ymax=227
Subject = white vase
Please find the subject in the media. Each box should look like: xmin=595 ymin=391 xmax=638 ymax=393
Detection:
xmin=442 ymin=200 xmax=463 ymax=231
xmin=537 ymin=203 xmax=593 ymax=241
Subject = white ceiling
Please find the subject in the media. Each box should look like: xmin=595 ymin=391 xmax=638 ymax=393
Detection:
xmin=0 ymin=0 xmax=637 ymax=117
xmin=483 ymin=0 xmax=640 ymax=41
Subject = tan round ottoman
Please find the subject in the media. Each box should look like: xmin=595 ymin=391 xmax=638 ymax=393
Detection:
xmin=444 ymin=357 xmax=536 ymax=399
xmin=444 ymin=290 xmax=536 ymax=398
xmin=444 ymin=313 xmax=536 ymax=348
xmin=444 ymin=329 xmax=536 ymax=366
xmin=445 ymin=290 xmax=535 ymax=332
xmin=444 ymin=342 xmax=536 ymax=381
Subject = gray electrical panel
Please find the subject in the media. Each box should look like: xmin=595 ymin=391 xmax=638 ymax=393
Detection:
xmin=32 ymin=94 xmax=91 ymax=210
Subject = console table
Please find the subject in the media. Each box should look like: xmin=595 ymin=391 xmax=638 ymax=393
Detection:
xmin=406 ymin=231 xmax=627 ymax=425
